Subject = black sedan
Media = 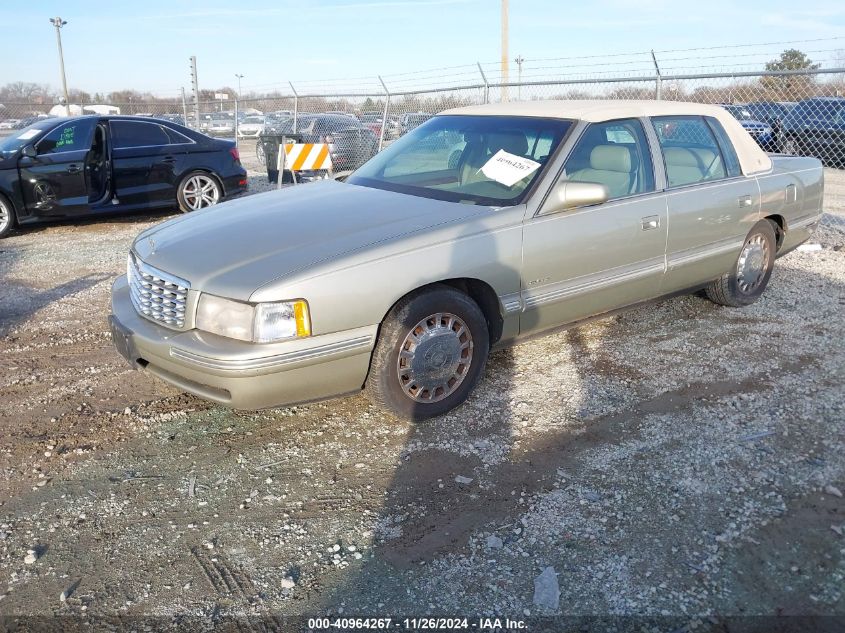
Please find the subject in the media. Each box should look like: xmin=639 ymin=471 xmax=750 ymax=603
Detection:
xmin=0 ymin=115 xmax=247 ymax=238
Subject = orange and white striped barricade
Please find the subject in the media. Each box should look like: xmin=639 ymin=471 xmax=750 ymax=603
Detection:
xmin=277 ymin=142 xmax=333 ymax=185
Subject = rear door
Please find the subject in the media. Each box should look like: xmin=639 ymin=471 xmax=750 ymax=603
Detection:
xmin=520 ymin=118 xmax=668 ymax=334
xmin=109 ymin=119 xmax=191 ymax=207
xmin=652 ymin=115 xmax=760 ymax=293
xmin=18 ymin=118 xmax=96 ymax=216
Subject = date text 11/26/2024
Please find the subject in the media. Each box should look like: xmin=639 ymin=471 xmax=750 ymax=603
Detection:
xmin=307 ymin=617 xmax=527 ymax=630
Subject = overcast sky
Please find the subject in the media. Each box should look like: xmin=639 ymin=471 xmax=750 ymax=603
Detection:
xmin=2 ymin=0 xmax=844 ymax=97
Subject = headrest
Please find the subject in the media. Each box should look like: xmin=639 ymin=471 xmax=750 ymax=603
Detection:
xmin=487 ymin=131 xmax=528 ymax=157
xmin=663 ymin=147 xmax=700 ymax=167
xmin=589 ymin=145 xmax=632 ymax=173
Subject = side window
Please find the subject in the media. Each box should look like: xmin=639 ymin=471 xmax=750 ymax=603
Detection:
xmin=705 ymin=118 xmax=741 ymax=178
xmin=652 ymin=116 xmax=727 ymax=188
xmin=110 ymin=121 xmax=170 ymax=148
xmin=562 ymin=118 xmax=655 ymax=200
xmin=36 ymin=119 xmax=96 ymax=155
xmin=163 ymin=126 xmax=193 ymax=144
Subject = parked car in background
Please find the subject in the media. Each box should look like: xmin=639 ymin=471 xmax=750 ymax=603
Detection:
xmin=0 ymin=119 xmax=21 ymax=130
xmin=400 ymin=112 xmax=433 ymax=135
xmin=719 ymin=104 xmax=775 ymax=151
xmin=258 ymin=114 xmax=378 ymax=176
xmin=238 ymin=115 xmax=266 ymax=138
xmin=744 ymin=101 xmax=794 ymax=128
xmin=159 ymin=113 xmax=186 ymax=127
xmin=779 ymin=97 xmax=845 ymax=165
xmin=358 ymin=111 xmax=385 ymax=138
xmin=205 ymin=117 xmax=236 ymax=137
xmin=0 ymin=115 xmax=247 ymax=238
xmin=109 ymin=101 xmax=822 ymax=420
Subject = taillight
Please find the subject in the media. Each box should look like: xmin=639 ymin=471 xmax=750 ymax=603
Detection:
xmin=321 ymin=134 xmax=334 ymax=143
xmin=229 ymin=147 xmax=240 ymax=162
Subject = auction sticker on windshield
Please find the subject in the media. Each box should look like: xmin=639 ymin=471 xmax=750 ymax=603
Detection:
xmin=480 ymin=149 xmax=541 ymax=187
xmin=18 ymin=129 xmax=40 ymax=140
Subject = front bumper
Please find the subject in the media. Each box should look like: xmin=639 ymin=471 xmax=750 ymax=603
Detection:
xmin=109 ymin=276 xmax=377 ymax=409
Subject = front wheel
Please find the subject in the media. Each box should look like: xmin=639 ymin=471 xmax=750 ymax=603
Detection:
xmin=366 ymin=286 xmax=490 ymax=421
xmin=705 ymin=220 xmax=777 ymax=307
xmin=0 ymin=194 xmax=15 ymax=239
xmin=177 ymin=171 xmax=222 ymax=213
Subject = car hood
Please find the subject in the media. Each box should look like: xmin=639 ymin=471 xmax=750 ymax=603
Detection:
xmin=133 ymin=180 xmax=490 ymax=301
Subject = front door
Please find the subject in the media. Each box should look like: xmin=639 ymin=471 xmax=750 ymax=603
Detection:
xmin=520 ymin=118 xmax=668 ymax=334
xmin=18 ymin=118 xmax=96 ymax=216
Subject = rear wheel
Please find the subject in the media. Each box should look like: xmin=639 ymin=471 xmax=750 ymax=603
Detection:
xmin=0 ymin=194 xmax=15 ymax=239
xmin=705 ymin=220 xmax=777 ymax=307
xmin=177 ymin=171 xmax=222 ymax=213
xmin=366 ymin=286 xmax=489 ymax=421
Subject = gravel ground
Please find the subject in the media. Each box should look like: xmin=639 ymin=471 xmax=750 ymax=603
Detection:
xmin=0 ymin=163 xmax=843 ymax=630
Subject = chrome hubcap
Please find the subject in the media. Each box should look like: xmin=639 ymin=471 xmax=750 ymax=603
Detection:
xmin=736 ymin=234 xmax=770 ymax=293
xmin=0 ymin=199 xmax=9 ymax=232
xmin=396 ymin=312 xmax=473 ymax=403
xmin=182 ymin=175 xmax=220 ymax=210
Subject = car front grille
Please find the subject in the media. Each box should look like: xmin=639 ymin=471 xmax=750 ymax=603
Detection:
xmin=128 ymin=255 xmax=190 ymax=329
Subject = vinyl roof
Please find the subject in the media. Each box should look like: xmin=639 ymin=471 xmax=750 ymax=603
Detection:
xmin=440 ymin=100 xmax=774 ymax=174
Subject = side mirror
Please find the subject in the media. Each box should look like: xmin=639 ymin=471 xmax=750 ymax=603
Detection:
xmin=21 ymin=145 xmax=37 ymax=159
xmin=540 ymin=181 xmax=609 ymax=215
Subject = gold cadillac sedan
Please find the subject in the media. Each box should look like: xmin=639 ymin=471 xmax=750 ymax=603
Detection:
xmin=109 ymin=101 xmax=824 ymax=421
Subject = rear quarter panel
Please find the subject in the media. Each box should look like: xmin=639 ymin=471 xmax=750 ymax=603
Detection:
xmin=756 ymin=156 xmax=824 ymax=253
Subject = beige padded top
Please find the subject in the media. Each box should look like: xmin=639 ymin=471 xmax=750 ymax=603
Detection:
xmin=440 ymin=100 xmax=773 ymax=175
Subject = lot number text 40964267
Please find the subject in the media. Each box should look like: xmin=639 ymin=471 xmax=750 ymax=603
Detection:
xmin=307 ymin=617 xmax=528 ymax=630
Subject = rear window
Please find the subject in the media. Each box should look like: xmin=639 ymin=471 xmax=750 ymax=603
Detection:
xmin=652 ymin=116 xmax=727 ymax=188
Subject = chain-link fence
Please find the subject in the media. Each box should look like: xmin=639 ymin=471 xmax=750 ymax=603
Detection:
xmin=2 ymin=68 xmax=844 ymax=169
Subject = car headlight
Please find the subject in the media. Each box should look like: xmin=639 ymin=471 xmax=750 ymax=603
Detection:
xmin=196 ymin=294 xmax=311 ymax=343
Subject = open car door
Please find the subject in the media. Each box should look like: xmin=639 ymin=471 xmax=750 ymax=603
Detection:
xmin=18 ymin=118 xmax=96 ymax=217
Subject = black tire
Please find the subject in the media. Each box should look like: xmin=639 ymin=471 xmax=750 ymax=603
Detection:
xmin=366 ymin=285 xmax=490 ymax=422
xmin=705 ymin=220 xmax=777 ymax=308
xmin=0 ymin=193 xmax=15 ymax=239
xmin=176 ymin=171 xmax=223 ymax=213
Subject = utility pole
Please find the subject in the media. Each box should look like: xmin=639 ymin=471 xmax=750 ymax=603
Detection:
xmin=501 ymin=0 xmax=509 ymax=102
xmin=49 ymin=17 xmax=70 ymax=116
xmin=189 ymin=56 xmax=200 ymax=129
xmin=234 ymin=74 xmax=244 ymax=147
xmin=514 ymin=55 xmax=524 ymax=100
xmin=180 ymin=87 xmax=188 ymax=125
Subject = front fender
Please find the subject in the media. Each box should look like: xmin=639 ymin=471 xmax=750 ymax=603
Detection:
xmin=249 ymin=207 xmax=525 ymax=338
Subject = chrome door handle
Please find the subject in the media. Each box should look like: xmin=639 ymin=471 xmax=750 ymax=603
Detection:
xmin=641 ymin=215 xmax=660 ymax=231
xmin=66 ymin=164 xmax=80 ymax=174
xmin=739 ymin=195 xmax=753 ymax=208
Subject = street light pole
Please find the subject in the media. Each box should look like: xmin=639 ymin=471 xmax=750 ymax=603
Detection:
xmin=50 ymin=17 xmax=70 ymax=116
xmin=514 ymin=55 xmax=524 ymax=100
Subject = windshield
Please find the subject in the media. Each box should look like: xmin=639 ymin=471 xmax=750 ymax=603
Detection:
xmin=243 ymin=117 xmax=264 ymax=124
xmin=348 ymin=114 xmax=572 ymax=206
xmin=0 ymin=120 xmax=55 ymax=154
